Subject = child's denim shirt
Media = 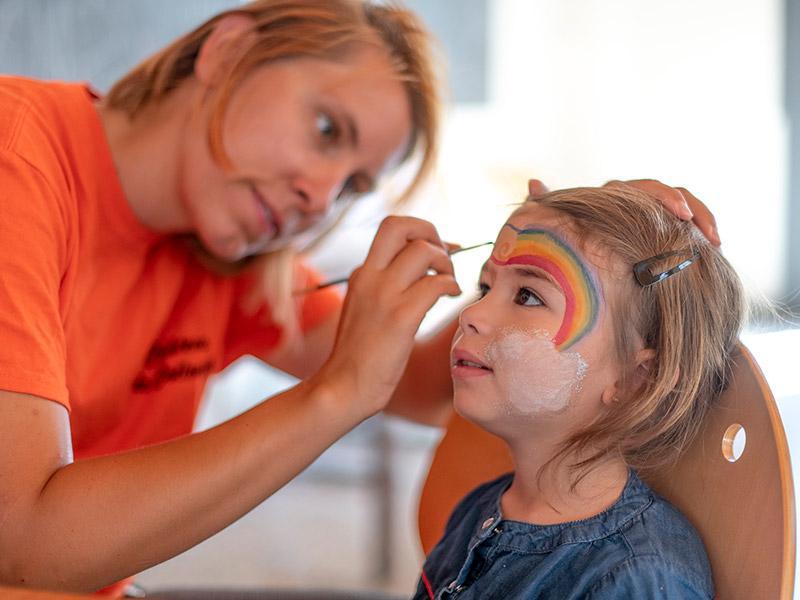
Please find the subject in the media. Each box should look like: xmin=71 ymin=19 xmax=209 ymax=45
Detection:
xmin=414 ymin=470 xmax=713 ymax=599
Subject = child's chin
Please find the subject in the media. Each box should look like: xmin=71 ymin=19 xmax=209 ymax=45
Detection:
xmin=453 ymin=394 xmax=503 ymax=426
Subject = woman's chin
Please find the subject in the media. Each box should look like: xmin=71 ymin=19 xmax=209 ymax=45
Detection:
xmin=194 ymin=233 xmax=247 ymax=263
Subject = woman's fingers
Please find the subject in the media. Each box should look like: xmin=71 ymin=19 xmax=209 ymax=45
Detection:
xmin=527 ymin=178 xmax=550 ymax=198
xmin=319 ymin=217 xmax=462 ymax=416
xmin=605 ymin=179 xmax=691 ymax=219
xmin=383 ymin=238 xmax=456 ymax=290
xmin=398 ymin=274 xmax=462 ymax=323
xmin=676 ymin=186 xmax=720 ymax=246
xmin=363 ymin=216 xmax=446 ymax=269
xmin=604 ymin=179 xmax=721 ymax=246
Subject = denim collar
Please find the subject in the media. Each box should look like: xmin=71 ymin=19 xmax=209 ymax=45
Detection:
xmin=470 ymin=469 xmax=654 ymax=553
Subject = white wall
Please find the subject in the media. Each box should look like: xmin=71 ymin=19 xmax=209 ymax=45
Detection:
xmin=403 ymin=0 xmax=788 ymax=306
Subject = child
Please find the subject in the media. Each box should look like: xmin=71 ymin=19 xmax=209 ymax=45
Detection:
xmin=414 ymin=185 xmax=744 ymax=599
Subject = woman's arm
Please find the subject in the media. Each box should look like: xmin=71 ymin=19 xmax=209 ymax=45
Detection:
xmin=260 ymin=308 xmax=340 ymax=379
xmin=383 ymin=317 xmax=458 ymax=427
xmin=0 ymin=381 xmax=357 ymax=591
xmin=265 ymin=306 xmax=457 ymax=428
xmin=0 ymin=216 xmax=460 ymax=592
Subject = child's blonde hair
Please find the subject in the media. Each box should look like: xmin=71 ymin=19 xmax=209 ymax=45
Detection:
xmin=107 ymin=0 xmax=441 ymax=335
xmin=531 ymin=186 xmax=745 ymax=482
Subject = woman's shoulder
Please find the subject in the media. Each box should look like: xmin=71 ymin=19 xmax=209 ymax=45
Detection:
xmin=0 ymin=75 xmax=92 ymax=161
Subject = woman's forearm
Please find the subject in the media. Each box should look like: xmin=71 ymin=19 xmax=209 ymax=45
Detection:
xmin=4 ymin=377 xmax=360 ymax=592
xmin=386 ymin=318 xmax=457 ymax=427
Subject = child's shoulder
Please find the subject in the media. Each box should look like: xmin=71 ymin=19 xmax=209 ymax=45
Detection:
xmin=584 ymin=470 xmax=714 ymax=598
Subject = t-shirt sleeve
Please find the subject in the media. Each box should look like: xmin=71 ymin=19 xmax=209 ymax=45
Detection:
xmin=0 ymin=150 xmax=70 ymax=407
xmin=222 ymin=260 xmax=342 ymax=367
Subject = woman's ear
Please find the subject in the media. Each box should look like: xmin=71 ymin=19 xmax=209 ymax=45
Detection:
xmin=195 ymin=14 xmax=255 ymax=87
xmin=600 ymin=348 xmax=656 ymax=406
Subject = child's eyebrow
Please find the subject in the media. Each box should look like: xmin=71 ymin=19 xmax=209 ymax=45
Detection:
xmin=481 ymin=261 xmax=563 ymax=294
xmin=510 ymin=266 xmax=561 ymax=291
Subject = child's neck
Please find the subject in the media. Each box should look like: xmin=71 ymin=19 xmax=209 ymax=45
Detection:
xmin=500 ymin=447 xmax=629 ymax=526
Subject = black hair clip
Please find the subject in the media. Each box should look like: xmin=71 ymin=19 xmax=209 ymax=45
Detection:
xmin=633 ymin=249 xmax=701 ymax=287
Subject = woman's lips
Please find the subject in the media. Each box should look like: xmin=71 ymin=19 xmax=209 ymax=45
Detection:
xmin=250 ymin=186 xmax=281 ymax=239
xmin=451 ymin=348 xmax=493 ymax=379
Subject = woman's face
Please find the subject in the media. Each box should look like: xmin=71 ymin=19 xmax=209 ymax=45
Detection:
xmin=451 ymin=204 xmax=626 ymax=441
xmin=180 ymin=44 xmax=413 ymax=261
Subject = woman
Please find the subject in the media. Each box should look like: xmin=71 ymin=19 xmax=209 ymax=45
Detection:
xmin=0 ymin=0 xmax=717 ymax=595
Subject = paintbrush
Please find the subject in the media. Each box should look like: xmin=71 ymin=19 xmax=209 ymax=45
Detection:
xmin=294 ymin=241 xmax=494 ymax=295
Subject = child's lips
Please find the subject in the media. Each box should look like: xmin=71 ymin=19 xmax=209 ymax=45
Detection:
xmin=451 ymin=348 xmax=493 ymax=378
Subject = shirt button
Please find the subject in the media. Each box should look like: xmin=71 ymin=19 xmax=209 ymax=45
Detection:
xmin=481 ymin=516 xmax=495 ymax=530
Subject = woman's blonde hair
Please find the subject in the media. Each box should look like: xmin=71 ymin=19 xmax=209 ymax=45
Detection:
xmin=106 ymin=0 xmax=441 ymax=334
xmin=531 ymin=186 xmax=745 ymax=483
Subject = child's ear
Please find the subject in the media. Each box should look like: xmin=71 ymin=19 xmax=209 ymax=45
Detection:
xmin=195 ymin=14 xmax=256 ymax=87
xmin=600 ymin=384 xmax=620 ymax=407
xmin=601 ymin=348 xmax=656 ymax=407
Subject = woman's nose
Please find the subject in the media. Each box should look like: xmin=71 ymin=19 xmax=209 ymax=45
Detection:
xmin=293 ymin=163 xmax=351 ymax=216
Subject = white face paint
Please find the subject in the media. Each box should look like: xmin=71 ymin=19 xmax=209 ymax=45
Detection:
xmin=485 ymin=327 xmax=588 ymax=415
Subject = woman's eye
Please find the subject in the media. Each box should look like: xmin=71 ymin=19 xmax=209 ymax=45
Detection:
xmin=478 ymin=282 xmax=490 ymax=298
xmin=316 ymin=112 xmax=338 ymax=141
xmin=339 ymin=174 xmax=373 ymax=199
xmin=515 ymin=287 xmax=543 ymax=307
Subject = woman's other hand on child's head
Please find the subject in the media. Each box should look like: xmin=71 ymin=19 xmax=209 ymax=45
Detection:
xmin=527 ymin=178 xmax=550 ymax=198
xmin=527 ymin=178 xmax=721 ymax=247
xmin=604 ymin=179 xmax=721 ymax=247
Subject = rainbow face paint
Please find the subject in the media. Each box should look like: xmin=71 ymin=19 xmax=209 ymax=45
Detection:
xmin=490 ymin=224 xmax=600 ymax=350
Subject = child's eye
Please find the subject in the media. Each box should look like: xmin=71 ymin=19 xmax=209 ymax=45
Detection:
xmin=478 ymin=282 xmax=490 ymax=298
xmin=316 ymin=112 xmax=339 ymax=142
xmin=515 ymin=287 xmax=543 ymax=307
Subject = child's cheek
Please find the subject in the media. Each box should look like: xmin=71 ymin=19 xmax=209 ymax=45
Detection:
xmin=485 ymin=327 xmax=588 ymax=415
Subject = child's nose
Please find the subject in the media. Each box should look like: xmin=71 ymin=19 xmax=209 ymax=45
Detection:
xmin=458 ymin=298 xmax=490 ymax=335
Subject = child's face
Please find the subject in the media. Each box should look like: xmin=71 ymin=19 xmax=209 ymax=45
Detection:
xmin=451 ymin=204 xmax=625 ymax=441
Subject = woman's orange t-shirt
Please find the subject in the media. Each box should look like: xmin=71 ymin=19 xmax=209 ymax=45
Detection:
xmin=0 ymin=76 xmax=342 ymax=593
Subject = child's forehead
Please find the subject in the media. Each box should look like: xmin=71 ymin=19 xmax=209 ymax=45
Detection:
xmin=506 ymin=203 xmax=565 ymax=229
xmin=498 ymin=203 xmax=626 ymax=283
xmin=499 ymin=204 xmax=573 ymax=244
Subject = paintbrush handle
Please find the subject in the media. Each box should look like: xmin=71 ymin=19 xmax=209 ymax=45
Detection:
xmin=295 ymin=241 xmax=493 ymax=295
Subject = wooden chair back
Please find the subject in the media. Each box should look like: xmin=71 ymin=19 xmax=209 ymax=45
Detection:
xmin=418 ymin=344 xmax=796 ymax=599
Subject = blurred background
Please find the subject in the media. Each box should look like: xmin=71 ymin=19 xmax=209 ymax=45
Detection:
xmin=1 ymin=0 xmax=799 ymax=596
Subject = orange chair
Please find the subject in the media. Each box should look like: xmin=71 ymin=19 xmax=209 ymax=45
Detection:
xmin=418 ymin=343 xmax=796 ymax=599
